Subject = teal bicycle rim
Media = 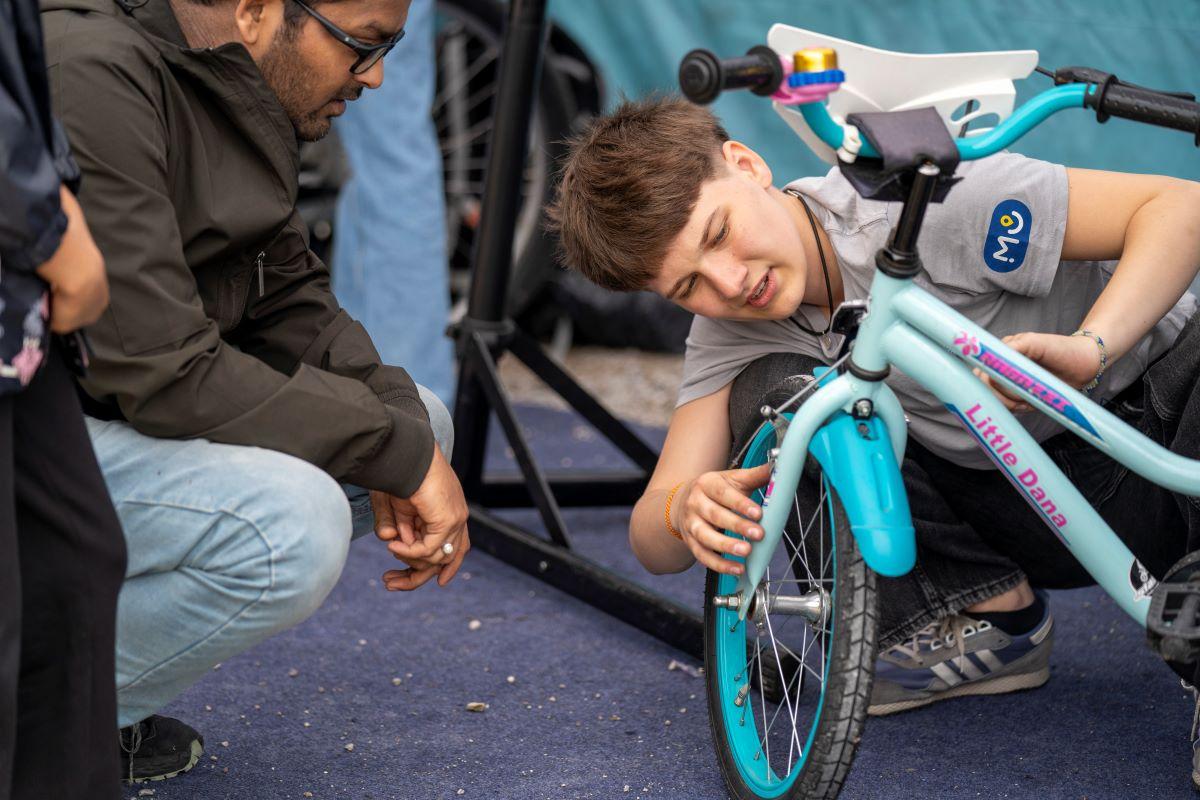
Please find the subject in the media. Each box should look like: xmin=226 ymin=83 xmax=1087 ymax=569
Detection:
xmin=713 ymin=416 xmax=835 ymax=797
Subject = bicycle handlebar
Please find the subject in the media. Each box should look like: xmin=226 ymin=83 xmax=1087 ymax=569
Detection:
xmin=677 ymin=47 xmax=1200 ymax=158
xmin=1086 ymin=82 xmax=1200 ymax=143
xmin=678 ymin=46 xmax=783 ymax=105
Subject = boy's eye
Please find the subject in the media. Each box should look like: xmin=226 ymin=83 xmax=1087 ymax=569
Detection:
xmin=713 ymin=221 xmax=729 ymax=245
xmin=680 ymin=275 xmax=699 ymax=299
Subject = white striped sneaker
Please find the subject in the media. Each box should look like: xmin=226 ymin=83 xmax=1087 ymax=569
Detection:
xmin=868 ymin=599 xmax=1053 ymax=716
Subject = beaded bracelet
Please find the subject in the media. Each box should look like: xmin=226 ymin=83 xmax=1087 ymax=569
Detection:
xmin=664 ymin=481 xmax=686 ymax=541
xmin=1071 ymin=329 xmax=1108 ymax=393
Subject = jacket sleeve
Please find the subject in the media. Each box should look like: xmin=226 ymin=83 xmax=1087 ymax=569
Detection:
xmin=49 ymin=48 xmax=434 ymax=497
xmin=0 ymin=52 xmax=66 ymax=273
xmin=237 ymin=212 xmax=433 ymax=429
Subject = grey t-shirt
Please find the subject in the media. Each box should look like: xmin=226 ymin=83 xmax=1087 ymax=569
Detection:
xmin=678 ymin=151 xmax=1197 ymax=469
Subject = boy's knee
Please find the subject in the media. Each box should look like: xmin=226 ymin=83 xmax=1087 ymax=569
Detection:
xmin=417 ymin=384 xmax=454 ymax=459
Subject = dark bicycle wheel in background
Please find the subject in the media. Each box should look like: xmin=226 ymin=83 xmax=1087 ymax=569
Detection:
xmin=297 ymin=0 xmax=594 ymax=320
xmin=299 ymin=0 xmax=694 ymax=351
xmin=435 ymin=0 xmax=586 ymax=319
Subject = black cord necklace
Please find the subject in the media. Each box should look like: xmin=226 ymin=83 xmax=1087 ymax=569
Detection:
xmin=785 ymin=188 xmax=835 ymax=337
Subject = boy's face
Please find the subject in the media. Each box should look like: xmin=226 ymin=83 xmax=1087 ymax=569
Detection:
xmin=650 ymin=141 xmax=811 ymax=321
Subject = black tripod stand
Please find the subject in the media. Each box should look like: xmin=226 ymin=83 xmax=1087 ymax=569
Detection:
xmin=449 ymin=0 xmax=702 ymax=658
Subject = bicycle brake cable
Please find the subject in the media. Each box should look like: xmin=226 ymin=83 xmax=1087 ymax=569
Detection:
xmin=728 ymin=350 xmax=852 ymax=469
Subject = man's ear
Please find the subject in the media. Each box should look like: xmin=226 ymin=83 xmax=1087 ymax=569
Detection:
xmin=721 ymin=140 xmax=773 ymax=189
xmin=234 ymin=0 xmax=285 ymax=55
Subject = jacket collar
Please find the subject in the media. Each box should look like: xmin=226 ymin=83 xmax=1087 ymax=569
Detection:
xmin=115 ymin=0 xmax=300 ymax=192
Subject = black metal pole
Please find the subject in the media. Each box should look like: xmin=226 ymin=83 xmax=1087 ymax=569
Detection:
xmin=445 ymin=0 xmax=704 ymax=658
xmin=451 ymin=0 xmax=549 ymax=488
xmin=465 ymin=0 xmax=547 ymax=323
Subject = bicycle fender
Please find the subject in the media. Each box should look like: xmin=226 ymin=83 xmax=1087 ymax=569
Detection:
xmin=809 ymin=413 xmax=916 ymax=577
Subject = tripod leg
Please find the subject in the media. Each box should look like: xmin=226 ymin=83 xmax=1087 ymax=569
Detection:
xmin=509 ymin=329 xmax=658 ymax=472
xmin=467 ymin=332 xmax=572 ymax=548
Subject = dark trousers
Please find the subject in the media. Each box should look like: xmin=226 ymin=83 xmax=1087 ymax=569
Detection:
xmin=728 ymin=313 xmax=1200 ymax=649
xmin=0 ymin=346 xmax=126 ymax=800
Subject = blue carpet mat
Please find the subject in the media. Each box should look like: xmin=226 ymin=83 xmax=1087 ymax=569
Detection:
xmin=134 ymin=405 xmax=1195 ymax=800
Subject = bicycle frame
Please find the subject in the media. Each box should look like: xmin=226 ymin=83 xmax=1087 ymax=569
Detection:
xmin=738 ymin=268 xmax=1200 ymax=626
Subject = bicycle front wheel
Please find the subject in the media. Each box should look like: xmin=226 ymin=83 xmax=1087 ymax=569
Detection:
xmin=705 ymin=419 xmax=877 ymax=800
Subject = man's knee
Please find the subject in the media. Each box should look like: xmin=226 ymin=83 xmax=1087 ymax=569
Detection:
xmin=417 ymin=383 xmax=454 ymax=459
xmin=256 ymin=458 xmax=352 ymax=623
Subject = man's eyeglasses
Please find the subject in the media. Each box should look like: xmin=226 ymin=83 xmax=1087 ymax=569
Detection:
xmin=290 ymin=0 xmax=405 ymax=75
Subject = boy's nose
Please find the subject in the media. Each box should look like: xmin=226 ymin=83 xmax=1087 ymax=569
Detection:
xmin=709 ymin=260 xmax=748 ymax=302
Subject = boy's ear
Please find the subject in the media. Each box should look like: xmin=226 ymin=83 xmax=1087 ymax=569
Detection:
xmin=720 ymin=140 xmax=773 ymax=189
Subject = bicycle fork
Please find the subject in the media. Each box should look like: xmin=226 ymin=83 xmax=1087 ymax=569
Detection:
xmin=729 ymin=372 xmax=917 ymax=622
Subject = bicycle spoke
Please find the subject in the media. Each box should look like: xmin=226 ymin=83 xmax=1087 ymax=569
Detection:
xmin=439 ymin=117 xmax=495 ymax=156
xmin=756 ymin=631 xmax=769 ymax=774
xmin=432 ymin=35 xmax=499 ymax=113
xmin=762 ymin=615 xmax=805 ymax=765
xmin=435 ymin=82 xmax=500 ymax=135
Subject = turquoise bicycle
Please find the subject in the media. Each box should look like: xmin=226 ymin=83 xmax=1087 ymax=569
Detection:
xmin=676 ymin=37 xmax=1200 ymax=800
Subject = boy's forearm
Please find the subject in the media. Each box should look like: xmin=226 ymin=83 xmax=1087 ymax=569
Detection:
xmin=630 ymin=486 xmax=695 ymax=574
xmin=1082 ymin=181 xmax=1200 ymax=362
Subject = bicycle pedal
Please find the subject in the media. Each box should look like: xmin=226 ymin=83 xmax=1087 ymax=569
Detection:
xmin=1147 ymin=579 xmax=1200 ymax=663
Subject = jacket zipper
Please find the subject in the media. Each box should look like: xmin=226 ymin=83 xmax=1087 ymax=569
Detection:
xmin=255 ymin=251 xmax=266 ymax=297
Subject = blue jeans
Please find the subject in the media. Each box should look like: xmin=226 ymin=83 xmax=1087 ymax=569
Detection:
xmin=333 ymin=0 xmax=455 ymax=407
xmin=87 ymin=386 xmax=453 ymax=728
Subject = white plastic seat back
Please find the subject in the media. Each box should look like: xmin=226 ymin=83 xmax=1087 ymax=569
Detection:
xmin=767 ymin=24 xmax=1039 ymax=164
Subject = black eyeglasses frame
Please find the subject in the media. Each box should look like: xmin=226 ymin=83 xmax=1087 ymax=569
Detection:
xmin=290 ymin=0 xmax=405 ymax=75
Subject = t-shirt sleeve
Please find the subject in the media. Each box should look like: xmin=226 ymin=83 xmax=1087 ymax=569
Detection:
xmin=676 ymin=315 xmax=819 ymax=407
xmin=677 ymin=316 xmax=743 ymax=406
xmin=914 ymin=151 xmax=1068 ymax=298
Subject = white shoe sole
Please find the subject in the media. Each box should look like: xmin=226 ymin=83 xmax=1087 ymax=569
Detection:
xmin=868 ymin=666 xmax=1050 ymax=716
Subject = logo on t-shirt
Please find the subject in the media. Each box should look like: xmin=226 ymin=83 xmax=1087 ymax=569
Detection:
xmin=983 ymin=199 xmax=1032 ymax=273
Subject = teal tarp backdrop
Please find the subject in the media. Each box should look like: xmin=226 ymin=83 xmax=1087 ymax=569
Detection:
xmin=549 ymin=0 xmax=1200 ymax=183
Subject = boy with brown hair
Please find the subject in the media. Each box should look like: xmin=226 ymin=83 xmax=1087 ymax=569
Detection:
xmin=548 ymin=95 xmax=1200 ymax=727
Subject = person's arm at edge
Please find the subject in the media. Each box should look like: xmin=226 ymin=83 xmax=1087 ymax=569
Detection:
xmin=0 ymin=65 xmax=66 ymax=272
xmin=1062 ymin=168 xmax=1200 ymax=363
xmin=983 ymin=169 xmax=1200 ymax=403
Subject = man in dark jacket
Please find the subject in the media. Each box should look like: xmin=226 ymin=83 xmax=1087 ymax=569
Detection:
xmin=40 ymin=0 xmax=470 ymax=783
xmin=1 ymin=0 xmax=126 ymax=795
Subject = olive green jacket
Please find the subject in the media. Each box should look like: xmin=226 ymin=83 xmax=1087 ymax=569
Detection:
xmin=40 ymin=0 xmax=434 ymax=496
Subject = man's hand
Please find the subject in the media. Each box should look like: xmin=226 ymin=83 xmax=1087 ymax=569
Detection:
xmin=974 ymin=331 xmax=1103 ymax=412
xmin=672 ymin=462 xmax=772 ymax=576
xmin=35 ymin=186 xmax=109 ymax=334
xmin=371 ymin=446 xmax=470 ymax=590
xmin=371 ymin=490 xmax=440 ymax=591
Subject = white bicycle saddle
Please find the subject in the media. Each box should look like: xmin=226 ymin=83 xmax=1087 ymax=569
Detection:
xmin=767 ymin=24 xmax=1039 ymax=164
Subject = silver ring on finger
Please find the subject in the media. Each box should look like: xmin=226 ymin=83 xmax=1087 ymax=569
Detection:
xmin=442 ymin=541 xmax=455 ymax=556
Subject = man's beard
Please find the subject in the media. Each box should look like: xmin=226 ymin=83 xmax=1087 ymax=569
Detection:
xmin=258 ymin=32 xmax=347 ymax=142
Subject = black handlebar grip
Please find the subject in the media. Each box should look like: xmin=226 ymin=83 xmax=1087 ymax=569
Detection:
xmin=1088 ymin=83 xmax=1200 ymax=145
xmin=678 ymin=46 xmax=783 ymax=105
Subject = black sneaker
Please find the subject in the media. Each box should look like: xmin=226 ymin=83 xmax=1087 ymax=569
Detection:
xmin=118 ymin=715 xmax=204 ymax=783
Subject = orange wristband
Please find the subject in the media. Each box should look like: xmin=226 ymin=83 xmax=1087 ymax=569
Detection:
xmin=664 ymin=481 xmax=686 ymax=540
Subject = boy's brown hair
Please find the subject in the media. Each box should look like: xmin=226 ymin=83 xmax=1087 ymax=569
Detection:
xmin=546 ymin=95 xmax=730 ymax=292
